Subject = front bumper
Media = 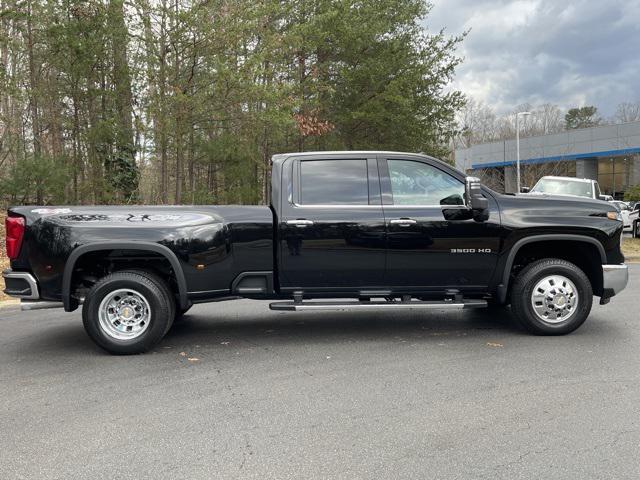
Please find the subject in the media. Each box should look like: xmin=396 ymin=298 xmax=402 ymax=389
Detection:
xmin=602 ymin=264 xmax=629 ymax=297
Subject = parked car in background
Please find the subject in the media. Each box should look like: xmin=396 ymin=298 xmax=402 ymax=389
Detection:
xmin=611 ymin=201 xmax=632 ymax=231
xmin=525 ymin=176 xmax=612 ymax=201
xmin=630 ymin=206 xmax=639 ymax=237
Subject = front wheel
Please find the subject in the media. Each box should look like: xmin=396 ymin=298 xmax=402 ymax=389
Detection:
xmin=510 ymin=258 xmax=593 ymax=335
xmin=82 ymin=271 xmax=175 ymax=354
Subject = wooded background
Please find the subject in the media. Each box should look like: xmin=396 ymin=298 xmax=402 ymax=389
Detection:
xmin=0 ymin=0 xmax=465 ymax=207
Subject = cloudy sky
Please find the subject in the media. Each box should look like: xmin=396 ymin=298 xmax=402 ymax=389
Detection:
xmin=427 ymin=0 xmax=640 ymax=116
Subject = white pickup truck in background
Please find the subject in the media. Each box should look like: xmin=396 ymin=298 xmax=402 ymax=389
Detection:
xmin=525 ymin=176 xmax=612 ymax=201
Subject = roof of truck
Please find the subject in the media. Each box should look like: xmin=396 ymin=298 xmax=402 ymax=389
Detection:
xmin=273 ymin=150 xmax=432 ymax=157
xmin=271 ymin=151 xmax=442 ymax=166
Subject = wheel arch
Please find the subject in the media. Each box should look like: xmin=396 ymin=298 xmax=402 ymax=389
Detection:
xmin=62 ymin=242 xmax=189 ymax=312
xmin=496 ymin=234 xmax=606 ymax=304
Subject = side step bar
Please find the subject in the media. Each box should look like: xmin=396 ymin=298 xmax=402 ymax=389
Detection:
xmin=269 ymin=299 xmax=487 ymax=312
xmin=21 ymin=300 xmax=64 ymax=311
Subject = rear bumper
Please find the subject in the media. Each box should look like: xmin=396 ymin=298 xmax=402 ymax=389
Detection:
xmin=2 ymin=269 xmax=39 ymax=300
xmin=2 ymin=269 xmax=63 ymax=310
xmin=602 ymin=264 xmax=629 ymax=297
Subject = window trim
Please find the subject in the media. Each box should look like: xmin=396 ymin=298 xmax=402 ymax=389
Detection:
xmin=292 ymin=157 xmax=379 ymax=207
xmin=378 ymin=157 xmax=466 ymax=208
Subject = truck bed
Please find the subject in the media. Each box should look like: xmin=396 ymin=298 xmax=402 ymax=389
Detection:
xmin=7 ymin=205 xmax=274 ymax=304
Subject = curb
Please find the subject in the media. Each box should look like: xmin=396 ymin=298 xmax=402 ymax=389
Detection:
xmin=0 ymin=299 xmax=20 ymax=309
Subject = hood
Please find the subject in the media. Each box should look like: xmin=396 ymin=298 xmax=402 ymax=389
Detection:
xmin=510 ymin=192 xmax=615 ymax=210
xmin=496 ymin=192 xmax=621 ymax=235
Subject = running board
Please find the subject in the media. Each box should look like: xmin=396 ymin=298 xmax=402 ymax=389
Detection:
xmin=269 ymin=299 xmax=487 ymax=312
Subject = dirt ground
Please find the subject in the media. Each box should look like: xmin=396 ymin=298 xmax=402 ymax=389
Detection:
xmin=623 ymin=236 xmax=640 ymax=260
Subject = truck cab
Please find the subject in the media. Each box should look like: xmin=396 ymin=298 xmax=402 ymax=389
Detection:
xmin=272 ymin=152 xmax=500 ymax=295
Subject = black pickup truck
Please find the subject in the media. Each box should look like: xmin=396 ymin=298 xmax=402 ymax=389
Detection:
xmin=3 ymin=151 xmax=629 ymax=354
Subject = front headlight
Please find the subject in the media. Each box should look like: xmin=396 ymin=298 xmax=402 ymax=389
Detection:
xmin=607 ymin=211 xmax=623 ymax=222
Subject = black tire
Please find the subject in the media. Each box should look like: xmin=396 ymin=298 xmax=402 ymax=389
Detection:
xmin=510 ymin=258 xmax=593 ymax=335
xmin=117 ymin=268 xmax=176 ymax=335
xmin=82 ymin=270 xmax=175 ymax=354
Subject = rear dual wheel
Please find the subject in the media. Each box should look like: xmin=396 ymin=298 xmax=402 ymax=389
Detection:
xmin=82 ymin=270 xmax=175 ymax=355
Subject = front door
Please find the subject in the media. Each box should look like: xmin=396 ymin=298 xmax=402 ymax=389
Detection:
xmin=379 ymin=155 xmax=501 ymax=290
xmin=278 ymin=154 xmax=386 ymax=292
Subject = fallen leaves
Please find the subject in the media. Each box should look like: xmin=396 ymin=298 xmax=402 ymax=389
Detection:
xmin=179 ymin=351 xmax=200 ymax=363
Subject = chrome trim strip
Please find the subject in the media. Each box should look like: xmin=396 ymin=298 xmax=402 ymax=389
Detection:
xmin=602 ymin=264 xmax=629 ymax=296
xmin=291 ymin=203 xmax=469 ymax=209
xmin=390 ymin=218 xmax=417 ymax=226
xmin=292 ymin=203 xmax=380 ymax=209
xmin=384 ymin=205 xmax=469 ymax=209
xmin=2 ymin=270 xmax=40 ymax=300
xmin=286 ymin=219 xmax=314 ymax=226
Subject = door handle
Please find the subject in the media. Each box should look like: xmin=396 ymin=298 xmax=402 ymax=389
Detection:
xmin=390 ymin=218 xmax=417 ymax=227
xmin=286 ymin=219 xmax=314 ymax=227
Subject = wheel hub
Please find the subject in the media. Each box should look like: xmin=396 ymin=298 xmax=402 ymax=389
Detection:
xmin=530 ymin=274 xmax=578 ymax=324
xmin=98 ymin=289 xmax=152 ymax=340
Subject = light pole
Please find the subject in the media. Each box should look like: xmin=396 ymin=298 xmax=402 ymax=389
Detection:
xmin=516 ymin=111 xmax=531 ymax=193
xmin=611 ymin=158 xmax=615 ymax=198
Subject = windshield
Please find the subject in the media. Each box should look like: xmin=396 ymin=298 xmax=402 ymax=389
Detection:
xmin=613 ymin=201 xmax=630 ymax=211
xmin=530 ymin=178 xmax=593 ymax=198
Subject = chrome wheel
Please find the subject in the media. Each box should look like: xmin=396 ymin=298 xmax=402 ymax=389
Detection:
xmin=530 ymin=274 xmax=578 ymax=324
xmin=98 ymin=289 xmax=151 ymax=340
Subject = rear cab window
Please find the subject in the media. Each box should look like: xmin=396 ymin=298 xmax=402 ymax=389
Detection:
xmin=297 ymin=159 xmax=370 ymax=205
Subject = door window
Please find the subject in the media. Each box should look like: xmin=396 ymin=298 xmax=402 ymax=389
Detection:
xmin=387 ymin=159 xmax=464 ymax=206
xmin=299 ymin=159 xmax=369 ymax=205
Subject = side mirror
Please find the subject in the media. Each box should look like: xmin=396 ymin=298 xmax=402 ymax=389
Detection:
xmin=520 ymin=186 xmax=530 ymax=193
xmin=464 ymin=176 xmax=489 ymax=222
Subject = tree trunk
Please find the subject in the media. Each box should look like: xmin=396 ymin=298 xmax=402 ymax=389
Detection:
xmin=109 ymin=0 xmax=137 ymax=201
xmin=26 ymin=0 xmax=41 ymax=159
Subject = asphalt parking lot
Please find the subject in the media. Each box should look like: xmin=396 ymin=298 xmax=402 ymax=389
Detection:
xmin=1 ymin=266 xmax=639 ymax=479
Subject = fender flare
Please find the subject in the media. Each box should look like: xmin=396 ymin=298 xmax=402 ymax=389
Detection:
xmin=496 ymin=234 xmax=606 ymax=303
xmin=62 ymin=242 xmax=189 ymax=311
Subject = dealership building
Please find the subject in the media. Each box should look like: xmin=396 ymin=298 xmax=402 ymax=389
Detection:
xmin=455 ymin=120 xmax=640 ymax=198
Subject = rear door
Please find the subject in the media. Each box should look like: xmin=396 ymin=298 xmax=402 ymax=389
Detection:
xmin=278 ymin=154 xmax=386 ymax=292
xmin=379 ymin=154 xmax=501 ymax=290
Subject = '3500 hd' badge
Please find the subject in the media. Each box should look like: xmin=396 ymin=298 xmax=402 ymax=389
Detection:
xmin=450 ymin=248 xmax=492 ymax=253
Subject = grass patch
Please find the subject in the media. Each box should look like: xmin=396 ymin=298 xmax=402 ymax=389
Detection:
xmin=622 ymin=237 xmax=640 ymax=259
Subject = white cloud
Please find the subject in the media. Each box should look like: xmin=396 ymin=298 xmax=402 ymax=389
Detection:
xmin=426 ymin=0 xmax=640 ymax=115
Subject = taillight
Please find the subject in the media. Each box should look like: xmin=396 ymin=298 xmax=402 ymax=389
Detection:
xmin=5 ymin=216 xmax=25 ymax=260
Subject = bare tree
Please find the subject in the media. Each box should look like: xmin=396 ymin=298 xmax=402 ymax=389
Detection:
xmin=531 ymin=104 xmax=565 ymax=135
xmin=455 ymin=98 xmax=498 ymax=148
xmin=614 ymin=102 xmax=640 ymax=123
